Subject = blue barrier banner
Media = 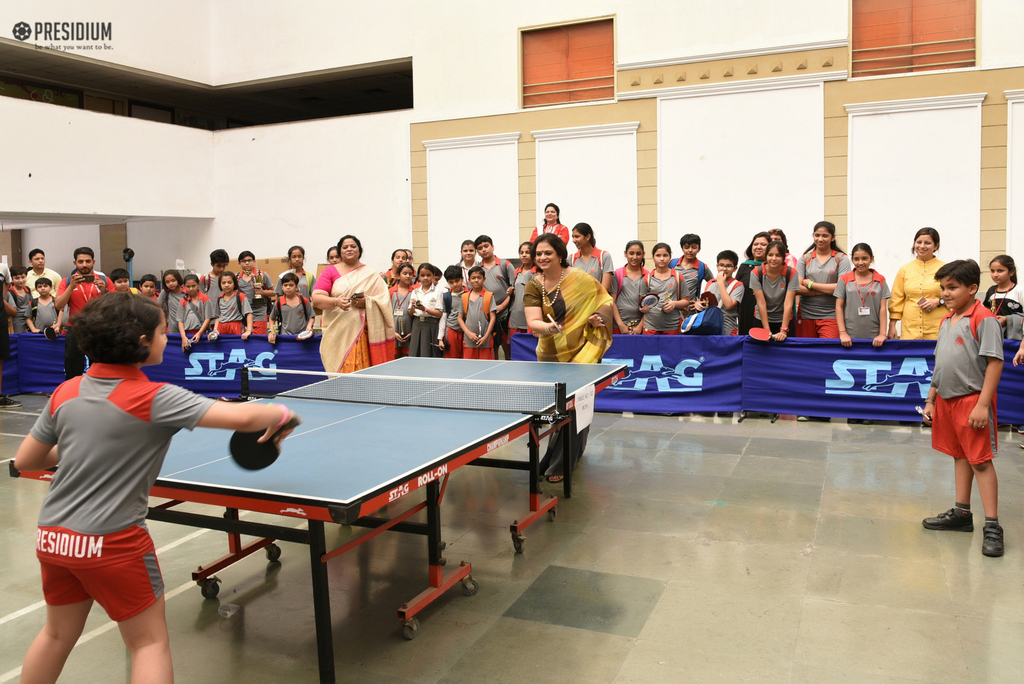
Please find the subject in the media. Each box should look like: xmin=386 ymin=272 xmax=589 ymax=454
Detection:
xmin=2 ymin=335 xmax=19 ymax=395
xmin=742 ymin=339 xmax=934 ymax=420
xmin=998 ymin=341 xmax=1024 ymax=427
xmin=143 ymin=335 xmax=325 ymax=397
xmin=511 ymin=333 xmax=744 ymax=413
xmin=16 ymin=334 xmax=61 ymax=393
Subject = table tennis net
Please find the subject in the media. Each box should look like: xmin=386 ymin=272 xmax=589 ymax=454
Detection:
xmin=279 ymin=373 xmax=564 ymax=414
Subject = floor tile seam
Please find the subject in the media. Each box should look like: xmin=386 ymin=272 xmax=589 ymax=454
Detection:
xmin=496 ymin=614 xmax=642 ymax=646
xmin=797 ymin=595 xmax=959 ymax=617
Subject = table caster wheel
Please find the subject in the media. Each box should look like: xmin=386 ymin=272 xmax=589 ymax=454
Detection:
xmin=460 ymin=577 xmax=479 ymax=596
xmin=199 ymin=578 xmax=220 ymax=599
xmin=548 ymin=508 xmax=557 ymax=522
xmin=265 ymin=543 xmax=282 ymax=562
xmin=512 ymin=533 xmax=525 ymax=554
xmin=403 ymin=618 xmax=420 ymax=640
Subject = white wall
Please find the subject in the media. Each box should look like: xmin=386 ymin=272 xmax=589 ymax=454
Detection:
xmin=1007 ymin=92 xmax=1024 ymax=262
xmin=208 ymin=0 xmax=847 ymax=119
xmin=658 ymin=83 xmax=825 ymax=267
xmin=425 ymin=134 xmax=520 ymax=267
xmin=0 ymin=0 xmax=211 ymax=83
xmin=535 ymin=124 xmax=639 ymax=260
xmin=847 ymin=98 xmax=983 ymax=287
xmin=0 ymin=96 xmax=214 ymax=219
xmin=126 ymin=218 xmax=215 ymax=277
xmin=979 ymin=0 xmax=1024 ymax=69
xmin=212 ymin=110 xmax=414 ymax=275
xmin=20 ymin=224 xmax=101 ymax=274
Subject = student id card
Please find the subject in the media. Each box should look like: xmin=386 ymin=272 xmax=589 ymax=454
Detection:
xmin=858 ymin=306 xmax=870 ymax=316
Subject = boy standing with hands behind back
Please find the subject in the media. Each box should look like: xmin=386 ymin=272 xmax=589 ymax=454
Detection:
xmin=921 ymin=260 xmax=1005 ymax=557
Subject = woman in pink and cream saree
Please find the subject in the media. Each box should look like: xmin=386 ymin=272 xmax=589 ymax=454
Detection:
xmin=311 ymin=235 xmax=395 ymax=373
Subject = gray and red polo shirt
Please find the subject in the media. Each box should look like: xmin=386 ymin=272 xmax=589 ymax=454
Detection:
xmin=32 ymin=364 xmax=215 ymax=536
xmin=932 ymin=301 xmax=1004 ymax=400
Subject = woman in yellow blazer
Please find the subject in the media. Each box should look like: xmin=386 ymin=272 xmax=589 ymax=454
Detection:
xmin=887 ymin=227 xmax=947 ymax=340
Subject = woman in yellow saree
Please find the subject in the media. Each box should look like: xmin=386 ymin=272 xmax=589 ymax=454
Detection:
xmin=525 ymin=233 xmax=614 ymax=481
xmin=311 ymin=235 xmax=395 ymax=373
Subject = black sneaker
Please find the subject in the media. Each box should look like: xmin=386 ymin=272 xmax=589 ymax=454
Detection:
xmin=982 ymin=524 xmax=1004 ymax=557
xmin=0 ymin=395 xmax=22 ymax=409
xmin=922 ymin=508 xmax=974 ymax=532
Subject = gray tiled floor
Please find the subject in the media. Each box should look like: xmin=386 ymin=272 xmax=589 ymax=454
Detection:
xmin=1 ymin=398 xmax=1022 ymax=683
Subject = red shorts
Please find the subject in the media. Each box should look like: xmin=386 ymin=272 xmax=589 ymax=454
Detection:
xmin=509 ymin=328 xmax=528 ymax=336
xmin=795 ymin=317 xmax=839 ymax=338
xmin=932 ymin=393 xmax=998 ymax=465
xmin=252 ymin=320 xmax=268 ymax=335
xmin=463 ymin=346 xmax=492 ymax=360
xmin=218 ymin=321 xmax=243 ymax=335
xmin=37 ymin=525 xmax=163 ymax=622
xmin=443 ymin=328 xmax=464 ymax=359
xmin=643 ymin=329 xmax=679 ymax=335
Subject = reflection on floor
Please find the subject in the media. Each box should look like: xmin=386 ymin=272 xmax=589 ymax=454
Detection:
xmin=2 ymin=398 xmax=1022 ymax=683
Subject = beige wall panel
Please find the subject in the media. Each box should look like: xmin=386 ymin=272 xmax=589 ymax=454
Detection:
xmin=982 ymin=104 xmax=1008 ymax=126
xmin=824 ymin=117 xmax=848 ymax=138
xmin=824 ymin=176 xmax=846 ymax=196
xmin=410 ymin=150 xmax=426 ymax=167
xmin=980 ymin=230 xmax=1006 ymax=252
xmin=519 ymin=159 xmax=536 ymax=177
xmin=824 ymin=196 xmax=847 ymax=215
xmin=411 ymin=166 xmax=427 ymax=184
xmin=637 ymin=223 xmax=658 ymax=241
xmin=637 ymin=131 xmax=657 ymax=150
xmin=411 ymin=183 xmax=427 ymax=200
xmin=412 ymin=215 xmax=428 ymax=230
xmin=637 ymin=149 xmax=657 ymax=169
xmin=411 ymin=199 xmax=427 ymax=216
xmin=520 ymin=175 xmax=536 ymax=194
xmin=638 ymin=168 xmax=657 ymax=187
xmin=981 ymin=209 xmax=1007 ymax=231
xmin=638 ymin=186 xmax=658 ymax=205
xmin=982 ymin=126 xmax=1008 ymax=147
xmin=824 ymin=137 xmax=848 ymax=157
xmin=518 ymin=142 xmax=535 ymax=160
xmin=982 ymin=146 xmax=1008 ymax=168
xmin=981 ymin=188 xmax=1007 ymax=210
xmin=638 ymin=204 xmax=657 ymax=224
xmin=981 ymin=168 xmax=1007 ymax=189
xmin=825 ymin=156 xmax=847 ymax=177
xmin=519 ymin=193 xmax=536 ymax=211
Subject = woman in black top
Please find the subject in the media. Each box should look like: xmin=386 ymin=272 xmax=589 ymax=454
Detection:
xmin=735 ymin=232 xmax=770 ymax=335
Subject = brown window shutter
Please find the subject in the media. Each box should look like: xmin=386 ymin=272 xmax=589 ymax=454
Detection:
xmin=523 ymin=19 xmax=614 ymax=107
xmin=852 ymin=0 xmax=974 ymax=77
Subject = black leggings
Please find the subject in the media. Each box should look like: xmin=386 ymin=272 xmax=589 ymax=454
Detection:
xmin=64 ymin=327 xmax=87 ymax=380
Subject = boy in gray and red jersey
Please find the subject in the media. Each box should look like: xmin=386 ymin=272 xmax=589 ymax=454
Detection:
xmin=921 ymin=259 xmax=1005 ymax=557
xmin=15 ymin=293 xmax=299 ymax=683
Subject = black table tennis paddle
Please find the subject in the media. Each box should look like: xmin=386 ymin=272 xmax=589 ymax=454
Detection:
xmin=44 ymin=327 xmax=58 ymax=341
xmin=229 ymin=414 xmax=303 ymax=470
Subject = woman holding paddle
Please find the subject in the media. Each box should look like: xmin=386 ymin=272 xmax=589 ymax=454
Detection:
xmin=524 ymin=233 xmax=613 ymax=482
xmin=312 ymin=235 xmax=395 ymax=373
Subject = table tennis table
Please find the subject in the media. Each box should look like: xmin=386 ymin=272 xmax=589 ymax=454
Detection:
xmin=11 ymin=357 xmax=625 ymax=684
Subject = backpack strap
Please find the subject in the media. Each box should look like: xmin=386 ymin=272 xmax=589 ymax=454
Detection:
xmin=615 ymin=267 xmax=626 ymax=294
xmin=443 ymin=291 xmax=452 ymax=316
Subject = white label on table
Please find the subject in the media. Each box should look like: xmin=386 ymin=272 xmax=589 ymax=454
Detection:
xmin=576 ymin=384 xmax=595 ymax=433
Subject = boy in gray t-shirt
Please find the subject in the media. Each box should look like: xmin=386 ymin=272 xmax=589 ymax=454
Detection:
xmin=921 ymin=259 xmax=1005 ymax=557
xmin=704 ymin=250 xmax=745 ymax=335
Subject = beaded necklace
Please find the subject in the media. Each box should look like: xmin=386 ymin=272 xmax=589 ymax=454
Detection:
xmin=539 ymin=268 xmax=566 ymax=309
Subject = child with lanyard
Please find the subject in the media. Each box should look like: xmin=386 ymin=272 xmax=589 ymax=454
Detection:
xmin=408 ymin=263 xmax=444 ymax=357
xmin=389 ymin=262 xmax=416 ymax=358
xmin=611 ymin=240 xmax=648 ymax=334
xmin=269 ymin=272 xmax=315 ymax=344
xmin=984 ymin=255 xmax=1023 ymax=340
xmin=836 ymin=243 xmax=890 ymax=349
xmin=200 ymin=249 xmax=229 ymax=300
xmin=236 ymin=251 xmax=275 ymax=335
xmin=177 ymin=274 xmax=215 ymax=350
xmin=213 ymin=272 xmax=253 ymax=339
xmin=437 ymin=265 xmax=465 ymax=359
xmin=6 ymin=266 xmax=33 ymax=333
xmin=275 ymin=245 xmax=315 ymax=298
xmin=156 ymin=270 xmax=184 ymax=333
xmin=13 ymin=292 xmax=298 ymax=683
xmin=507 ymin=241 xmax=536 ymax=337
xmin=640 ymin=243 xmax=685 ymax=335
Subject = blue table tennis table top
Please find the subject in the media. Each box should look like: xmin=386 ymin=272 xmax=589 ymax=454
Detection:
xmin=157 ymin=358 xmax=623 ymax=508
